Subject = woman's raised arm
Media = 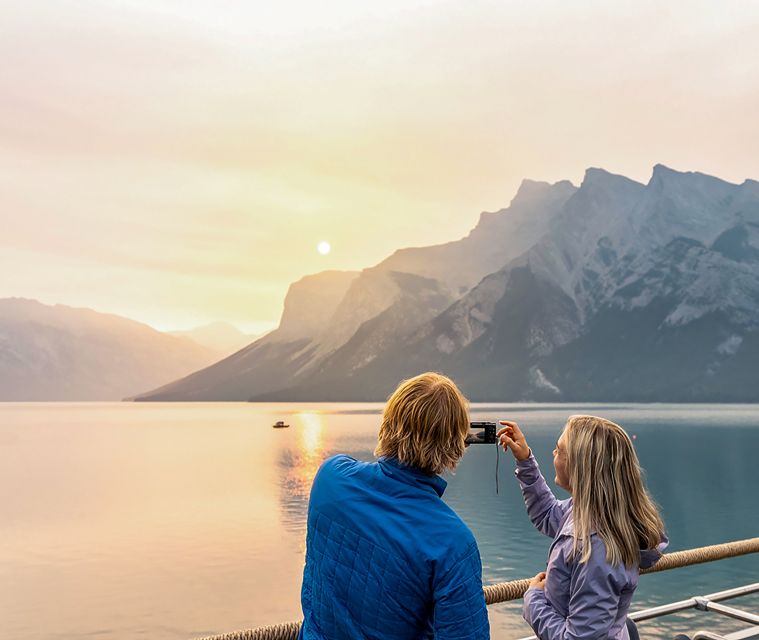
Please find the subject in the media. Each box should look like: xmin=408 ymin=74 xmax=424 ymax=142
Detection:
xmin=499 ymin=421 xmax=571 ymax=539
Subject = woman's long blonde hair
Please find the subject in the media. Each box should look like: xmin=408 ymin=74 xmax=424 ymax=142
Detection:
xmin=374 ymin=372 xmax=469 ymax=475
xmin=565 ymin=415 xmax=665 ymax=567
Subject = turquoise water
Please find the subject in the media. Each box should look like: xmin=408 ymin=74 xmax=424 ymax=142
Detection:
xmin=0 ymin=403 xmax=757 ymax=639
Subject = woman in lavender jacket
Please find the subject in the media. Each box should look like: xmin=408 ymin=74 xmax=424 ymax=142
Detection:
xmin=498 ymin=415 xmax=667 ymax=640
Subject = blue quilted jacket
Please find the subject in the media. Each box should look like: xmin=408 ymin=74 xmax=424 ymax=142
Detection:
xmin=300 ymin=454 xmax=489 ymax=640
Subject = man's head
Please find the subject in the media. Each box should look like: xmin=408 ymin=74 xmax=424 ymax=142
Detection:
xmin=374 ymin=372 xmax=470 ymax=475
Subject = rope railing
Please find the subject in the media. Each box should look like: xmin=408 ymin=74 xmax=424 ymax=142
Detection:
xmin=196 ymin=537 xmax=759 ymax=640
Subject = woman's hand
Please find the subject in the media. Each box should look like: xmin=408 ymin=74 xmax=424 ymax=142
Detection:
xmin=497 ymin=421 xmax=531 ymax=461
xmin=528 ymin=571 xmax=546 ymax=590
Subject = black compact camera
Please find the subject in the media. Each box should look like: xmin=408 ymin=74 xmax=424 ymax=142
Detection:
xmin=465 ymin=421 xmax=497 ymax=445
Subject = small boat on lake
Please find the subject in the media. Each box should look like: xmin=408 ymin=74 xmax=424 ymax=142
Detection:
xmin=272 ymin=421 xmax=289 ymax=428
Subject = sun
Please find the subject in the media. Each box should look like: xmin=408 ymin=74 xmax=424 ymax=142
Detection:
xmin=317 ymin=241 xmax=331 ymax=255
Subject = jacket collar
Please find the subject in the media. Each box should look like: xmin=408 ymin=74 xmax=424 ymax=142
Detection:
xmin=378 ymin=457 xmax=447 ymax=497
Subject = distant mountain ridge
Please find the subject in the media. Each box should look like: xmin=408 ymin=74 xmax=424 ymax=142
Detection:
xmin=170 ymin=322 xmax=258 ymax=357
xmin=134 ymin=165 xmax=759 ymax=402
xmin=0 ymin=299 xmax=221 ymax=400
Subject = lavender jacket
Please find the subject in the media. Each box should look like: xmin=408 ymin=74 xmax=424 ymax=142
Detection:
xmin=516 ymin=453 xmax=667 ymax=640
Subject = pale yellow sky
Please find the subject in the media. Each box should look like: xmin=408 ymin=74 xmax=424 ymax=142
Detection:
xmin=1 ymin=0 xmax=758 ymax=333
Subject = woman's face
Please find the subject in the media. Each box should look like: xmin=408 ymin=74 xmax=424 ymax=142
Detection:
xmin=553 ymin=429 xmax=570 ymax=492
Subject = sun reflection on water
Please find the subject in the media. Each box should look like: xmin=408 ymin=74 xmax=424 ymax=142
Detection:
xmin=277 ymin=411 xmax=330 ymax=549
xmin=298 ymin=412 xmax=324 ymax=461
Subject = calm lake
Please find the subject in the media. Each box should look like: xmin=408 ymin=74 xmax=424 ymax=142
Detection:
xmin=1 ymin=403 xmax=758 ymax=639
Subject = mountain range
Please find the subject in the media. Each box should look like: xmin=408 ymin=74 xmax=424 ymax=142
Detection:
xmin=135 ymin=164 xmax=759 ymax=402
xmin=0 ymin=299 xmax=226 ymax=400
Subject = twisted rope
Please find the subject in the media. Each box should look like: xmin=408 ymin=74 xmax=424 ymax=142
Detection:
xmin=197 ymin=537 xmax=759 ymax=640
xmin=197 ymin=621 xmax=301 ymax=640
xmin=484 ymin=578 xmax=531 ymax=605
xmin=640 ymin=537 xmax=759 ymax=574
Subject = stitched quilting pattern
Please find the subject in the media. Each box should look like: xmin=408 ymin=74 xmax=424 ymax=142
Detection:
xmin=302 ymin=511 xmax=489 ymax=639
xmin=300 ymin=456 xmax=490 ymax=639
xmin=304 ymin=511 xmax=424 ymax=638
xmin=432 ymin=543 xmax=490 ymax=639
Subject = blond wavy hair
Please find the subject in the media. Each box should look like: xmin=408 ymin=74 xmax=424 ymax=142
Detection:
xmin=565 ymin=415 xmax=665 ymax=567
xmin=374 ymin=372 xmax=470 ymax=475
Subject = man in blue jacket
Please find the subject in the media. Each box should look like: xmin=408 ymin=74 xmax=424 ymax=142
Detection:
xmin=300 ymin=372 xmax=489 ymax=639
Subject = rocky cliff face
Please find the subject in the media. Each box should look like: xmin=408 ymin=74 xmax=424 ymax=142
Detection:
xmin=135 ymin=165 xmax=759 ymax=402
xmin=375 ymin=178 xmax=577 ymax=294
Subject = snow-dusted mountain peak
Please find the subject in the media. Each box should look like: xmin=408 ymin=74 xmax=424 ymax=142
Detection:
xmin=510 ymin=178 xmax=576 ymax=207
xmin=581 ymin=167 xmax=643 ymax=191
xmin=134 ymin=165 xmax=759 ymax=403
xmin=648 ymin=163 xmax=740 ymax=191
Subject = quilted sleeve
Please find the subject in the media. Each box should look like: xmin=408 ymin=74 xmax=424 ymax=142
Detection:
xmin=432 ymin=542 xmax=490 ymax=639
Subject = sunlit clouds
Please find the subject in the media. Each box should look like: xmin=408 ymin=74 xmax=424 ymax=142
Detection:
xmin=1 ymin=1 xmax=758 ymax=332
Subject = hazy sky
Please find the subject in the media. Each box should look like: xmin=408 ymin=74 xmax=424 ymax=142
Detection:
xmin=2 ymin=0 xmax=758 ymax=333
